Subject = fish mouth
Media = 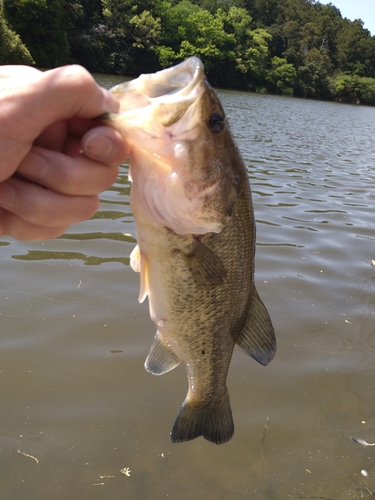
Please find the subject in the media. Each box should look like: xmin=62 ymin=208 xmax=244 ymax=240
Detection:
xmin=111 ymin=57 xmax=204 ymax=108
xmin=109 ymin=57 xmax=205 ymax=135
xmin=134 ymin=57 xmax=203 ymax=100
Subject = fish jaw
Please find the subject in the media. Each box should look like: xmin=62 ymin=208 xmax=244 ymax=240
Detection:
xmin=105 ymin=57 xmax=206 ymax=161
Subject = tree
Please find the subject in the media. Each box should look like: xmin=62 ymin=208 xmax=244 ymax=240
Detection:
xmin=297 ymin=47 xmax=332 ymax=98
xmin=156 ymin=3 xmax=237 ymax=83
xmin=282 ymin=20 xmax=303 ymax=66
xmin=128 ymin=10 xmax=162 ymax=73
xmin=225 ymin=6 xmax=271 ymax=86
xmin=329 ymin=74 xmax=375 ymax=105
xmin=1 ymin=0 xmax=374 ymax=104
xmin=0 ymin=8 xmax=34 ymax=64
xmin=82 ymin=0 xmax=162 ymax=74
xmin=175 ymin=8 xmax=236 ymax=76
xmin=266 ymin=56 xmax=296 ymax=94
xmin=3 ymin=0 xmax=70 ymax=67
xmin=244 ymin=0 xmax=281 ymax=28
xmin=156 ymin=5 xmax=272 ymax=89
xmin=155 ymin=0 xmax=201 ymax=64
xmin=336 ymin=19 xmax=375 ymax=77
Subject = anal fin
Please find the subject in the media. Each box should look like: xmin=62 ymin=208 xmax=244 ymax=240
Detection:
xmin=236 ymin=287 xmax=276 ymax=366
xmin=145 ymin=332 xmax=181 ymax=375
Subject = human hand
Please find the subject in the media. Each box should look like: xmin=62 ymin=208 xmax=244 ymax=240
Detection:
xmin=0 ymin=65 xmax=129 ymax=241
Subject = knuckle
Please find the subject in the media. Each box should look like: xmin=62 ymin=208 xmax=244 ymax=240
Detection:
xmin=104 ymin=165 xmax=120 ymax=186
xmin=44 ymin=65 xmax=99 ymax=116
xmin=85 ymin=196 xmax=100 ymax=218
xmin=58 ymin=165 xmax=77 ymax=194
xmin=56 ymin=65 xmax=94 ymax=91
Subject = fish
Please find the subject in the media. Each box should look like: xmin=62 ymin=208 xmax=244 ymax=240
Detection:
xmin=102 ymin=57 xmax=276 ymax=444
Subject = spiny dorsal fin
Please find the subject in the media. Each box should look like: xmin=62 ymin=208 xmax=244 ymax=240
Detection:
xmin=236 ymin=287 xmax=276 ymax=366
xmin=184 ymin=239 xmax=227 ymax=288
xmin=145 ymin=332 xmax=181 ymax=375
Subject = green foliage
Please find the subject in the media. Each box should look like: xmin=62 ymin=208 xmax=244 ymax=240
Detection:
xmin=1 ymin=0 xmax=374 ymax=105
xmin=156 ymin=5 xmax=272 ymax=88
xmin=267 ymin=56 xmax=296 ymax=95
xmin=335 ymin=20 xmax=375 ymax=77
xmin=0 ymin=10 xmax=34 ymax=64
xmin=3 ymin=0 xmax=70 ymax=67
xmin=296 ymin=48 xmax=332 ymax=98
xmin=155 ymin=45 xmax=176 ymax=68
xmin=86 ymin=0 xmax=162 ymax=74
xmin=129 ymin=11 xmax=161 ymax=50
xmin=172 ymin=7 xmax=236 ymax=77
xmin=154 ymin=0 xmax=200 ymax=52
xmin=244 ymin=0 xmax=280 ymax=27
xmin=129 ymin=11 xmax=162 ymax=72
xmin=329 ymin=74 xmax=375 ymax=105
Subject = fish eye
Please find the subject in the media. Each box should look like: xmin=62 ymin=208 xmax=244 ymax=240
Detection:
xmin=207 ymin=113 xmax=225 ymax=135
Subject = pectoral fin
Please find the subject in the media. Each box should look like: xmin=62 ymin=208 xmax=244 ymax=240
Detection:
xmin=184 ymin=239 xmax=227 ymax=288
xmin=145 ymin=332 xmax=181 ymax=375
xmin=130 ymin=244 xmax=141 ymax=272
xmin=138 ymin=254 xmax=150 ymax=303
xmin=236 ymin=287 xmax=276 ymax=366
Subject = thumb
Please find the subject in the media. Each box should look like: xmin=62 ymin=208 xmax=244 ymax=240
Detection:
xmin=3 ymin=65 xmax=119 ymax=143
xmin=39 ymin=65 xmax=120 ymax=120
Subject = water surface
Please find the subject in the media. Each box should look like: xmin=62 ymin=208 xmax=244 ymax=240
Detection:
xmin=1 ymin=77 xmax=375 ymax=499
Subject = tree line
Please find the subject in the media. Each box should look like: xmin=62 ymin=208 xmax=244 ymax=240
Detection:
xmin=1 ymin=0 xmax=375 ymax=105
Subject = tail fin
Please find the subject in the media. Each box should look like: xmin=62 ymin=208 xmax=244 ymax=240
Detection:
xmin=170 ymin=391 xmax=234 ymax=444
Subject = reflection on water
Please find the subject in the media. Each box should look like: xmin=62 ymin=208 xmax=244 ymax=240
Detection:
xmin=0 ymin=75 xmax=375 ymax=499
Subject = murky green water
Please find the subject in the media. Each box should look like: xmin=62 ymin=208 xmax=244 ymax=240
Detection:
xmin=1 ymin=76 xmax=375 ymax=499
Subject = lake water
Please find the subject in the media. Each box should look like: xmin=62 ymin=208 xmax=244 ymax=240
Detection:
xmin=1 ymin=76 xmax=375 ymax=500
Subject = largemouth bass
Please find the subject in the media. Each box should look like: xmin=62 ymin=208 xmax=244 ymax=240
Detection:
xmin=103 ymin=57 xmax=276 ymax=444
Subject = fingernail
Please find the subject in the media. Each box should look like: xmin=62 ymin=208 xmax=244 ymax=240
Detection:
xmin=83 ymin=132 xmax=114 ymax=159
xmin=0 ymin=181 xmax=15 ymax=209
xmin=102 ymin=88 xmax=120 ymax=114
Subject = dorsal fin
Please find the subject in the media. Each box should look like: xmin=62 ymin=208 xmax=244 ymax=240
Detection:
xmin=236 ymin=287 xmax=276 ymax=366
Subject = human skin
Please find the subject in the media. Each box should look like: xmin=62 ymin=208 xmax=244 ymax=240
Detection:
xmin=0 ymin=64 xmax=129 ymax=241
